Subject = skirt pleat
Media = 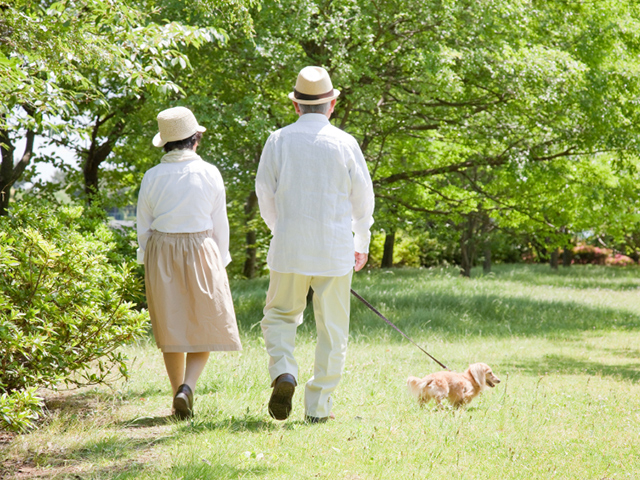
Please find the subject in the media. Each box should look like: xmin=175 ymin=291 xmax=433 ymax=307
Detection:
xmin=144 ymin=230 xmax=242 ymax=352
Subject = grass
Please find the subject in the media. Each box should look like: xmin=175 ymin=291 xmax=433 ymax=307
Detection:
xmin=2 ymin=264 xmax=640 ymax=479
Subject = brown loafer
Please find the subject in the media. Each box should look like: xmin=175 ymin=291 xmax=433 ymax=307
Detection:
xmin=173 ymin=384 xmax=193 ymax=420
xmin=268 ymin=373 xmax=296 ymax=420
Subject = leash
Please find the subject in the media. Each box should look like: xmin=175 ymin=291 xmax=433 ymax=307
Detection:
xmin=350 ymin=288 xmax=450 ymax=371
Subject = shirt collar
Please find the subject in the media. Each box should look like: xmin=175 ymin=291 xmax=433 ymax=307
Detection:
xmin=296 ymin=113 xmax=331 ymax=125
xmin=160 ymin=149 xmax=201 ymax=164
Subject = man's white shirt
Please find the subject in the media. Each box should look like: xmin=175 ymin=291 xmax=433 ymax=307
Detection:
xmin=256 ymin=113 xmax=375 ymax=276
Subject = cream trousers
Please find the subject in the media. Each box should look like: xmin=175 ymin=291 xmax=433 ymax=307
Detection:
xmin=261 ymin=270 xmax=353 ymax=418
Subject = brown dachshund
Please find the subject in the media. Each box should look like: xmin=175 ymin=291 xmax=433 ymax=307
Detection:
xmin=407 ymin=363 xmax=501 ymax=407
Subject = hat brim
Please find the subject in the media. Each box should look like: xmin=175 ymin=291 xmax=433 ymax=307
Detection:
xmin=288 ymin=89 xmax=340 ymax=105
xmin=152 ymin=125 xmax=206 ymax=148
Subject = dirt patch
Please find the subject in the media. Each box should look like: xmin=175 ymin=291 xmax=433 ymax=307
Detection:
xmin=1 ymin=388 xmax=176 ymax=479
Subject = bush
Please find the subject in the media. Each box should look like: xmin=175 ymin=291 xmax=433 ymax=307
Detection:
xmin=605 ymin=253 xmax=636 ymax=266
xmin=0 ymin=200 xmax=148 ymax=432
xmin=369 ymin=230 xmax=446 ymax=268
xmin=571 ymin=244 xmax=636 ymax=266
xmin=572 ymin=244 xmax=610 ymax=265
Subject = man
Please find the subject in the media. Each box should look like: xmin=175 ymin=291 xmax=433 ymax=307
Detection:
xmin=255 ymin=66 xmax=375 ymax=423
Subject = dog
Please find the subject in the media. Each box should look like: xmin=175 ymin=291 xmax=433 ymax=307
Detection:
xmin=407 ymin=363 xmax=500 ymax=408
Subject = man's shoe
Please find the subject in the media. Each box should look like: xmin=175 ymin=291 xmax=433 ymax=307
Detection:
xmin=173 ymin=384 xmax=193 ymax=420
xmin=305 ymin=412 xmax=335 ymax=424
xmin=268 ymin=373 xmax=296 ymax=420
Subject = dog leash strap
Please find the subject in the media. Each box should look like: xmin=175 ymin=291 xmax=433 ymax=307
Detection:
xmin=350 ymin=288 xmax=450 ymax=371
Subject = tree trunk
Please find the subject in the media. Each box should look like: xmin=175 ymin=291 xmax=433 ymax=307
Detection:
xmin=242 ymin=190 xmax=259 ymax=278
xmin=460 ymin=216 xmax=478 ymax=278
xmin=481 ymin=214 xmax=493 ymax=274
xmin=562 ymin=247 xmax=572 ymax=267
xmin=550 ymin=248 xmax=559 ymax=269
xmin=0 ymin=112 xmax=35 ymax=216
xmin=483 ymin=245 xmax=492 ymax=274
xmin=83 ymin=117 xmax=120 ymax=202
xmin=381 ymin=230 xmax=395 ymax=268
xmin=82 ymin=101 xmax=141 ymax=203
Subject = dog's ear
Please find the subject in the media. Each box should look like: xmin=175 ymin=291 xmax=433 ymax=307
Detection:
xmin=468 ymin=363 xmax=487 ymax=387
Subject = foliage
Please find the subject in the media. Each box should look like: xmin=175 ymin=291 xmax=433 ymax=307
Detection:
xmin=0 ymin=0 xmax=227 ymax=120
xmin=0 ymin=200 xmax=148 ymax=432
xmin=0 ymin=388 xmax=42 ymax=434
xmin=0 ymin=0 xmax=255 ymax=209
xmin=154 ymin=0 xmax=640 ymax=276
xmin=4 ymin=0 xmax=640 ymax=276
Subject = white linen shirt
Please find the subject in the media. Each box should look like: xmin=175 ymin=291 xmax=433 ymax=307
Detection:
xmin=255 ymin=113 xmax=375 ymax=276
xmin=136 ymin=149 xmax=231 ymax=266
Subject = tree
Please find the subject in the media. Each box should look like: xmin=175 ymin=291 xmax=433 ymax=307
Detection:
xmin=0 ymin=0 xmax=235 ymax=211
xmin=217 ymin=0 xmax=640 ymax=276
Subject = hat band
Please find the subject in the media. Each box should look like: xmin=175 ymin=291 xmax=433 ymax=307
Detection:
xmin=293 ymin=88 xmax=335 ymax=101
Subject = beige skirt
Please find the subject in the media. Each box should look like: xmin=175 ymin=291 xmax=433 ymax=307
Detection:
xmin=144 ymin=230 xmax=242 ymax=353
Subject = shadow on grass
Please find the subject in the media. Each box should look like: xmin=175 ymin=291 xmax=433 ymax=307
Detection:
xmin=168 ymin=461 xmax=271 ymax=480
xmin=515 ymin=354 xmax=640 ymax=383
xmin=231 ymin=267 xmax=640 ymax=341
xmin=474 ymin=264 xmax=640 ymax=291
xmin=354 ymin=291 xmax=640 ymax=338
xmin=118 ymin=414 xmax=174 ymax=428
xmin=174 ymin=413 xmax=288 ymax=434
xmin=70 ymin=434 xmax=174 ymax=461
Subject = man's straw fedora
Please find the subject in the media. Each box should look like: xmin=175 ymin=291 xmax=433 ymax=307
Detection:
xmin=288 ymin=66 xmax=340 ymax=105
xmin=153 ymin=106 xmax=206 ymax=148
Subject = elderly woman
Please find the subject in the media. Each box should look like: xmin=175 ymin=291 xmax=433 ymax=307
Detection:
xmin=136 ymin=106 xmax=242 ymax=419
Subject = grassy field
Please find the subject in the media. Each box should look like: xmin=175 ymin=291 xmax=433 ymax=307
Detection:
xmin=2 ymin=264 xmax=640 ymax=479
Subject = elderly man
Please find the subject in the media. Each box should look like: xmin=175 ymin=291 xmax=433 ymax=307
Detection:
xmin=255 ymin=66 xmax=375 ymax=423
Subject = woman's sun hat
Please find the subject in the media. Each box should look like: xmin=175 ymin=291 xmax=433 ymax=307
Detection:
xmin=152 ymin=106 xmax=206 ymax=147
xmin=288 ymin=66 xmax=340 ymax=105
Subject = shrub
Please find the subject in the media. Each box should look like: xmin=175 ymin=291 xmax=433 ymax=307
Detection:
xmin=369 ymin=230 xmax=447 ymax=268
xmin=572 ymin=244 xmax=610 ymax=265
xmin=0 ymin=200 xmax=148 ymax=432
xmin=605 ymin=253 xmax=636 ymax=266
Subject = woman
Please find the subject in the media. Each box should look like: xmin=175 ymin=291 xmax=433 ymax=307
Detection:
xmin=136 ymin=106 xmax=242 ymax=419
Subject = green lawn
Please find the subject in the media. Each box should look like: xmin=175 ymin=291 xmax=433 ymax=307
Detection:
xmin=3 ymin=264 xmax=640 ymax=479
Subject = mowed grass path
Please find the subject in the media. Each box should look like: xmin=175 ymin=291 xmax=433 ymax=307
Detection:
xmin=2 ymin=264 xmax=640 ymax=479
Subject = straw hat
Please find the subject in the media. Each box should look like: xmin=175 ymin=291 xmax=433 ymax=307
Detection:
xmin=152 ymin=106 xmax=206 ymax=147
xmin=288 ymin=66 xmax=340 ymax=105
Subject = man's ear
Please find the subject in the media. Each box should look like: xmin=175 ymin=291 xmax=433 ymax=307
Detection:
xmin=328 ymin=98 xmax=336 ymax=116
xmin=293 ymin=101 xmax=301 ymax=115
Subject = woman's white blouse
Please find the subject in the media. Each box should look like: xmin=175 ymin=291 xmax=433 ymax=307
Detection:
xmin=136 ymin=149 xmax=231 ymax=266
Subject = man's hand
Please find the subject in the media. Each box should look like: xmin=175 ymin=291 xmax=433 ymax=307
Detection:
xmin=354 ymin=252 xmax=368 ymax=272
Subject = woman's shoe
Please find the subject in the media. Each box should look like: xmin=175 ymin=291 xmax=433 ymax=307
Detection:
xmin=173 ymin=384 xmax=194 ymax=419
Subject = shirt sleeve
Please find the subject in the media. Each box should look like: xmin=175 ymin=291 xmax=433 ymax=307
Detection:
xmin=136 ymin=175 xmax=154 ymax=264
xmin=349 ymin=142 xmax=375 ymax=254
xmin=255 ymin=134 xmax=278 ymax=232
xmin=210 ymin=168 xmax=232 ymax=267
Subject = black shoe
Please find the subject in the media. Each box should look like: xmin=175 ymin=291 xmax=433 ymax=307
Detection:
xmin=268 ymin=373 xmax=296 ymax=420
xmin=304 ymin=415 xmax=328 ymax=424
xmin=304 ymin=413 xmax=334 ymax=424
xmin=173 ymin=384 xmax=193 ymax=420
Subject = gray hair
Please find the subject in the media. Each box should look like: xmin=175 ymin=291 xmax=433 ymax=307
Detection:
xmin=298 ymin=101 xmax=332 ymax=115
